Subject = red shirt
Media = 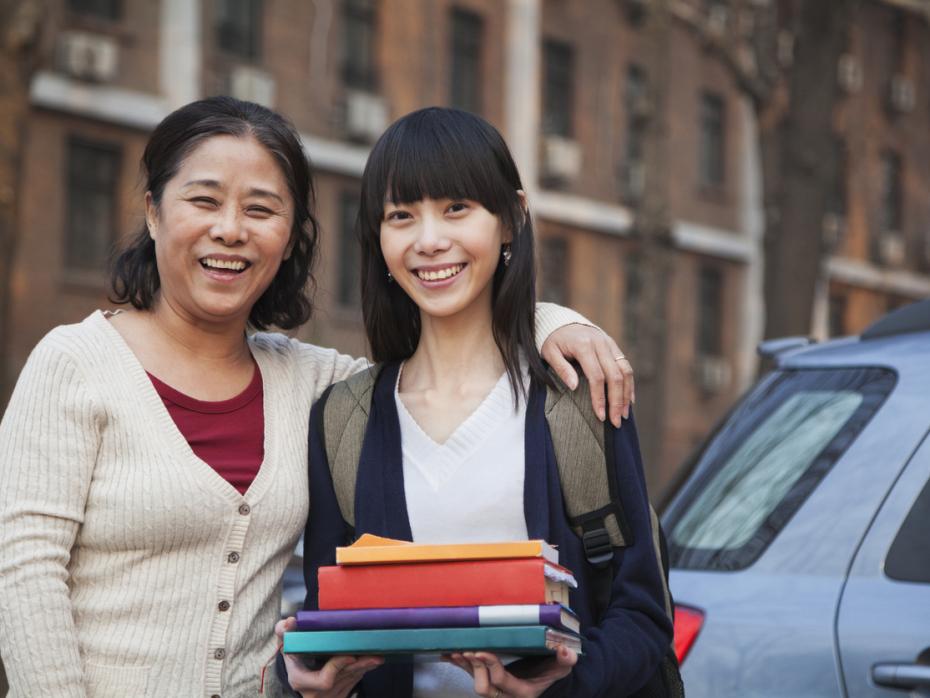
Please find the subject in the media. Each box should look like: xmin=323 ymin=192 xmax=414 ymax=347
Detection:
xmin=148 ymin=366 xmax=264 ymax=495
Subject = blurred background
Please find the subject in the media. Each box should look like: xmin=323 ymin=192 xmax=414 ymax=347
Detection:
xmin=2 ymin=0 xmax=930 ymax=499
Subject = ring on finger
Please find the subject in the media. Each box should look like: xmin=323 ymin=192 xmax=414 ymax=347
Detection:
xmin=613 ymin=354 xmax=626 ymax=362
xmin=493 ymin=690 xmax=503 ymax=698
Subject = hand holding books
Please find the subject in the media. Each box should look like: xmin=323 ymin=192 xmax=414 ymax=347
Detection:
xmin=446 ymin=646 xmax=577 ymax=698
xmin=274 ymin=616 xmax=384 ymax=698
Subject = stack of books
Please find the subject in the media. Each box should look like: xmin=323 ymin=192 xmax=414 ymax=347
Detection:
xmin=283 ymin=534 xmax=583 ymax=660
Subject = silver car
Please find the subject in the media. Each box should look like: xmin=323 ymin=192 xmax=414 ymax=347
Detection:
xmin=663 ymin=299 xmax=930 ymax=697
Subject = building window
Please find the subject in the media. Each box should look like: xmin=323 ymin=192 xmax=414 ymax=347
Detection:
xmin=828 ymin=294 xmax=847 ymax=337
xmin=337 ymin=191 xmax=361 ymax=308
xmin=622 ymin=64 xmax=648 ymax=202
xmin=880 ymin=150 xmax=902 ymax=233
xmin=216 ymin=0 xmax=262 ymax=61
xmin=450 ymin=8 xmax=484 ymax=114
xmin=65 ymin=138 xmax=121 ymax=272
xmin=696 ymin=265 xmax=723 ymax=356
xmin=540 ymin=237 xmax=569 ymax=305
xmin=623 ymin=252 xmax=642 ymax=342
xmin=698 ymin=92 xmax=725 ymax=188
xmin=830 ymin=137 xmax=848 ymax=217
xmin=343 ymin=0 xmax=377 ymax=90
xmin=68 ymin=0 xmax=121 ymax=20
xmin=542 ymin=39 xmax=574 ymax=137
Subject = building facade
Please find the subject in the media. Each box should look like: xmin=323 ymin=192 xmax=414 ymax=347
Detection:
xmin=7 ymin=0 xmax=930 ymax=491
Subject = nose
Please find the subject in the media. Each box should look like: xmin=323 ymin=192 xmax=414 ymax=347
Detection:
xmin=210 ymin=203 xmax=247 ymax=245
xmin=412 ymin=213 xmax=451 ymax=255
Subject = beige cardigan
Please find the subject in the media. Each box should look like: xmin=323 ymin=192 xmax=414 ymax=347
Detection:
xmin=0 ymin=305 xmax=583 ymax=697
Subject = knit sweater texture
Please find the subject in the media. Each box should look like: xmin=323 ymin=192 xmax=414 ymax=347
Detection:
xmin=0 ymin=304 xmax=583 ymax=697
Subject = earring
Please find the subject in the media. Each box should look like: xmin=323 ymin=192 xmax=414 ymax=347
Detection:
xmin=387 ymin=270 xmax=394 ymax=282
xmin=502 ymin=245 xmax=512 ymax=267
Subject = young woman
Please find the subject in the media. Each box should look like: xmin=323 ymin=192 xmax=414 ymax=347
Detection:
xmin=0 ymin=98 xmax=631 ymax=697
xmin=280 ymin=108 xmax=672 ymax=698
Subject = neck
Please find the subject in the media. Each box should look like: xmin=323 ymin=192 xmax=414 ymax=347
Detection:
xmin=403 ymin=301 xmax=504 ymax=392
xmin=148 ymin=295 xmax=251 ymax=365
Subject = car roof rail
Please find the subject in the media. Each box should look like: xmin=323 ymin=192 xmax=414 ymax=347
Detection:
xmin=757 ymin=336 xmax=814 ymax=359
xmin=861 ymin=297 xmax=930 ymax=341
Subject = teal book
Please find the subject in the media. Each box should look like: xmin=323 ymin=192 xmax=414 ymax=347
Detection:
xmin=283 ymin=625 xmax=582 ymax=659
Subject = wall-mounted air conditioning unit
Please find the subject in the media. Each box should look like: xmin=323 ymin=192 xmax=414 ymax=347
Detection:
xmin=344 ymin=89 xmax=388 ymax=143
xmin=57 ymin=32 xmax=119 ymax=83
xmin=706 ymin=3 xmax=728 ymax=38
xmin=777 ymin=30 xmax=794 ymax=67
xmin=694 ymin=355 xmax=731 ymax=395
xmin=837 ymin=54 xmax=862 ymax=94
xmin=229 ymin=66 xmax=276 ymax=107
xmin=542 ymin=136 xmax=582 ymax=183
xmin=889 ymin=75 xmax=916 ymax=114
xmin=822 ymin=212 xmax=845 ymax=250
xmin=879 ymin=231 xmax=906 ymax=267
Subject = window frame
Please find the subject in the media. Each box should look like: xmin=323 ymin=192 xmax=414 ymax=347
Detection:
xmin=449 ymin=7 xmax=484 ymax=114
xmin=698 ymin=91 xmax=726 ymax=190
xmin=542 ymin=39 xmax=575 ymax=138
xmin=64 ymin=136 xmax=123 ymax=275
xmin=215 ymin=0 xmax=263 ymax=63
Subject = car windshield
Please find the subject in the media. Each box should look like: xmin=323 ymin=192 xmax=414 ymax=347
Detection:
xmin=665 ymin=367 xmax=895 ymax=571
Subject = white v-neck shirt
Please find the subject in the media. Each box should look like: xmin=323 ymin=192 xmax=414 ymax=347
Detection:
xmin=395 ymin=366 xmax=529 ymax=696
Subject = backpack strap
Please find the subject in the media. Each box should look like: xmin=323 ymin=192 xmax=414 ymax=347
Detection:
xmin=544 ymin=371 xmax=631 ymax=554
xmin=318 ymin=365 xmax=382 ymax=531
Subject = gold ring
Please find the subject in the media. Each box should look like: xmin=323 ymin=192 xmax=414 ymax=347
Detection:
xmin=613 ymin=354 xmax=626 ymax=362
xmin=493 ymin=691 xmax=502 ymax=698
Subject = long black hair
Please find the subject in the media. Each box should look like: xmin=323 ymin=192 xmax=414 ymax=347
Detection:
xmin=358 ymin=107 xmax=553 ymax=399
xmin=109 ymin=96 xmax=319 ymax=330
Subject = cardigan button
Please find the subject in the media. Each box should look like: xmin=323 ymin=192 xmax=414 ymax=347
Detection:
xmin=218 ymin=600 xmax=231 ymax=612
xmin=227 ymin=551 xmax=240 ymax=563
xmin=238 ymin=504 xmax=251 ymax=516
xmin=214 ymin=648 xmax=226 ymax=660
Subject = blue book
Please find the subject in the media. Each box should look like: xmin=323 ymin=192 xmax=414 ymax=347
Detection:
xmin=283 ymin=625 xmax=582 ymax=659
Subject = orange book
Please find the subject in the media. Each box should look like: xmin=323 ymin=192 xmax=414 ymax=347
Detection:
xmin=335 ymin=534 xmax=559 ymax=566
xmin=318 ymin=558 xmax=576 ymax=610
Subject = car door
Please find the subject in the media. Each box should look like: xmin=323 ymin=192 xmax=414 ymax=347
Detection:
xmin=836 ymin=427 xmax=930 ymax=698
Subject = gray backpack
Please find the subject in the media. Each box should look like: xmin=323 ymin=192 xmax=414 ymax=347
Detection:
xmin=315 ymin=365 xmax=684 ymax=697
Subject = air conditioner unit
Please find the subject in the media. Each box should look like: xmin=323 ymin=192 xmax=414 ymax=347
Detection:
xmin=542 ymin=136 xmax=582 ymax=182
xmin=623 ymin=161 xmax=645 ymax=203
xmin=822 ymin=212 xmax=845 ymax=250
xmin=889 ymin=75 xmax=916 ymax=114
xmin=879 ymin=231 xmax=906 ymax=267
xmin=837 ymin=54 xmax=862 ymax=94
xmin=57 ymin=32 xmax=119 ymax=83
xmin=707 ymin=3 xmax=728 ymax=38
xmin=694 ymin=355 xmax=731 ymax=394
xmin=777 ymin=30 xmax=794 ymax=67
xmin=344 ymin=89 xmax=388 ymax=143
xmin=229 ymin=66 xmax=276 ymax=107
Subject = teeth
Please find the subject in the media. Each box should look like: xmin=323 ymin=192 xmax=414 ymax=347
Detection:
xmin=417 ymin=264 xmax=464 ymax=281
xmin=202 ymin=258 xmax=247 ymax=271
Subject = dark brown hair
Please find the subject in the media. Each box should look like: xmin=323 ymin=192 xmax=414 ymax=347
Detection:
xmin=110 ymin=96 xmax=319 ymax=330
xmin=357 ymin=107 xmax=553 ymax=399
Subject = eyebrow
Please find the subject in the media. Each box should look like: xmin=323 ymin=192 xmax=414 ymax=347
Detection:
xmin=182 ymin=179 xmax=286 ymax=205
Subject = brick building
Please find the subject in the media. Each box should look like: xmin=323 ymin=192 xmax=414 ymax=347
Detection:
xmin=5 ymin=0 xmax=930 ymax=491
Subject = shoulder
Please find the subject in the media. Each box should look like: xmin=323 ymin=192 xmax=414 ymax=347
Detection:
xmin=248 ymin=331 xmax=347 ymax=366
xmin=28 ymin=311 xmax=115 ymax=369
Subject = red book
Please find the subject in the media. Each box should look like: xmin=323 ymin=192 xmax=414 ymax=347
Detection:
xmin=318 ymin=558 xmax=576 ymax=610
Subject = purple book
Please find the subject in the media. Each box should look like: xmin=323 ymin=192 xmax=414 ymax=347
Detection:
xmin=295 ymin=604 xmax=580 ymax=634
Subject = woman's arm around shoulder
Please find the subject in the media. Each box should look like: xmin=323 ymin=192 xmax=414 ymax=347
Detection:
xmin=0 ymin=330 xmax=106 ymax=697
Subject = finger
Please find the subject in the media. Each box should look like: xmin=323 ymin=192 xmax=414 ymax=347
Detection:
xmin=464 ymin=653 xmax=493 ymax=695
xmin=554 ymin=645 xmax=579 ymax=668
xmin=315 ymin=655 xmax=360 ymax=689
xmin=593 ymin=336 xmax=626 ymax=428
xmin=541 ymin=341 xmax=579 ymax=390
xmin=600 ymin=335 xmax=632 ymax=422
xmin=572 ymin=338 xmax=607 ymax=421
xmin=474 ymin=652 xmax=513 ymax=688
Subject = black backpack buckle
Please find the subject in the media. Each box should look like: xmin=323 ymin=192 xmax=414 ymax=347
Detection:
xmin=582 ymin=526 xmax=613 ymax=567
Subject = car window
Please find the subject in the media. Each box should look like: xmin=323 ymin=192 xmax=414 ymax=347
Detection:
xmin=885 ymin=472 xmax=930 ymax=583
xmin=665 ymin=368 xmax=895 ymax=571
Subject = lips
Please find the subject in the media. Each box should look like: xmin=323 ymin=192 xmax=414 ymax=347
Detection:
xmin=200 ymin=256 xmax=251 ymax=274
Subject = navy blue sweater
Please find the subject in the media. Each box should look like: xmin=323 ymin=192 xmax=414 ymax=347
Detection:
xmin=297 ymin=362 xmax=673 ymax=697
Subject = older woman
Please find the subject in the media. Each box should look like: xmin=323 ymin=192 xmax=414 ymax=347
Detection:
xmin=0 ymin=97 xmax=633 ymax=697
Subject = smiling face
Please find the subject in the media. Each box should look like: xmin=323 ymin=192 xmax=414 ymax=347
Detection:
xmin=145 ymin=134 xmax=294 ymax=327
xmin=380 ymin=197 xmax=509 ymax=323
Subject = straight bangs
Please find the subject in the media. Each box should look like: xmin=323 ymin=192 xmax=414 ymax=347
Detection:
xmin=360 ymin=108 xmax=523 ymax=239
